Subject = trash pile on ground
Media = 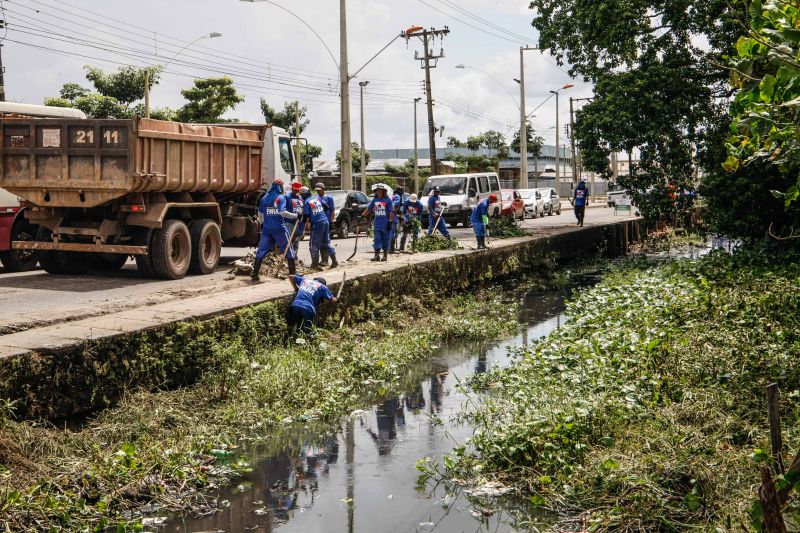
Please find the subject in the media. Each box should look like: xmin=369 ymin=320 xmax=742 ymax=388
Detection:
xmin=229 ymin=252 xmax=303 ymax=278
xmin=487 ymin=216 xmax=526 ymax=238
xmin=416 ymin=234 xmax=462 ymax=252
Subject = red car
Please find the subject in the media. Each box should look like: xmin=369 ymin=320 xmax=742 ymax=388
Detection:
xmin=500 ymin=189 xmax=525 ymax=220
xmin=0 ymin=188 xmax=38 ymax=272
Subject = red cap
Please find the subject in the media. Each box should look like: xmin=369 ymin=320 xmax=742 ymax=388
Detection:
xmin=291 ymin=181 xmax=302 ymax=191
xmin=489 ymin=194 xmax=498 ymax=203
xmin=273 ymin=178 xmax=284 ymax=186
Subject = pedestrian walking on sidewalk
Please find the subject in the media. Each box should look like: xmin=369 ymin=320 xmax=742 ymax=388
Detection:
xmin=252 ymin=179 xmax=297 ymax=280
xmin=389 ymin=187 xmax=404 ymax=253
xmin=283 ymin=182 xmax=305 ymax=255
xmin=287 ymin=275 xmax=338 ymax=335
xmin=303 ymin=193 xmax=338 ymax=270
xmin=471 ymin=194 xmax=497 ymax=249
xmin=363 ymin=183 xmax=394 ymax=262
xmin=573 ymin=180 xmax=588 ymax=227
xmin=314 ymin=183 xmax=336 ymax=266
xmin=427 ymin=186 xmax=450 ymax=238
xmin=400 ymin=193 xmax=423 ymax=252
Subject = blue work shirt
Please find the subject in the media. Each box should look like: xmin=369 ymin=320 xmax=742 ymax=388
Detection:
xmin=471 ymin=198 xmax=490 ymax=225
xmin=319 ymin=194 xmax=335 ymax=224
xmin=428 ymin=195 xmax=444 ymax=216
xmin=290 ymin=275 xmax=334 ymax=316
xmin=574 ymin=186 xmax=588 ymax=207
xmin=367 ymin=196 xmax=393 ymax=229
xmin=260 ymin=185 xmax=289 ymax=232
xmin=403 ymin=200 xmax=423 ymax=223
xmin=304 ymin=196 xmax=329 ymax=226
xmin=283 ymin=193 xmax=305 ymax=228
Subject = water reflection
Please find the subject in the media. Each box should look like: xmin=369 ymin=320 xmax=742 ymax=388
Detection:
xmin=165 ymin=293 xmax=568 ymax=533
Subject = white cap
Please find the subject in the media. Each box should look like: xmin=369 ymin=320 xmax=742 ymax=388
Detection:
xmin=409 ymin=194 xmax=418 ymax=202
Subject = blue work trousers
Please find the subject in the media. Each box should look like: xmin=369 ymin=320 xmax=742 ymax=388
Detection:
xmin=288 ymin=305 xmax=316 ymax=335
xmin=256 ymin=227 xmax=296 ymax=261
xmin=373 ymin=225 xmax=391 ymax=251
xmin=309 ymin=221 xmax=335 ymax=258
xmin=427 ymin=214 xmax=450 ymax=237
xmin=473 ymin=221 xmax=486 ymax=238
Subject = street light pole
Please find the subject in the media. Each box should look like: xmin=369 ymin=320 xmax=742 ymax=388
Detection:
xmin=549 ymin=84 xmax=574 ymax=197
xmin=340 ymin=0 xmax=353 ymax=190
xmin=519 ymin=46 xmax=538 ymax=190
xmin=414 ymin=97 xmax=421 ymax=194
xmin=359 ymin=81 xmax=369 ymax=193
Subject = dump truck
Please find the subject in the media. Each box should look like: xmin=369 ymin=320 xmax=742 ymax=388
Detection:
xmin=0 ymin=113 xmax=297 ymax=279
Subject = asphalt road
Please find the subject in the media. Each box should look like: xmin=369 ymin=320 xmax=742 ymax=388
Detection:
xmin=0 ymin=203 xmax=624 ymax=332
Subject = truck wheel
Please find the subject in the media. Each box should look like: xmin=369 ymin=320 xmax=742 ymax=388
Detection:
xmin=152 ymin=220 xmax=192 ymax=280
xmin=188 ymin=219 xmax=221 ymax=275
xmin=132 ymin=228 xmax=157 ymax=278
xmin=0 ymin=222 xmax=39 ymax=272
xmin=337 ymin=218 xmax=349 ymax=239
xmin=35 ymin=226 xmax=65 ymax=275
xmin=93 ymin=253 xmax=129 ymax=271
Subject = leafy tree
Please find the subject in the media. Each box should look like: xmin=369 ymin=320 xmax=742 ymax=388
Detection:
xmin=85 ymin=66 xmax=161 ymax=104
xmin=336 ymin=142 xmax=371 ymax=174
xmin=384 ymin=157 xmax=432 ymax=179
xmin=260 ymin=100 xmax=310 ymax=136
xmin=445 ymin=152 xmax=498 ymax=173
xmin=447 ymin=136 xmax=464 ymax=148
xmin=466 ymin=135 xmax=484 ymax=153
xmin=481 ymin=130 xmax=509 ymax=158
xmin=531 ymin=0 xmax=746 ymax=221
xmin=511 ymin=121 xmax=544 ymax=159
xmin=176 ymin=77 xmax=243 ymax=123
xmin=300 ymin=143 xmax=323 ymax=172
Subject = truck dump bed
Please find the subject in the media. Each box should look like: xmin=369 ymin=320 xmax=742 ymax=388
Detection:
xmin=0 ymin=118 xmax=266 ymax=208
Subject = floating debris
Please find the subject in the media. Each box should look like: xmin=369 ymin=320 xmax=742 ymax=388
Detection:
xmin=465 ymin=481 xmax=513 ymax=498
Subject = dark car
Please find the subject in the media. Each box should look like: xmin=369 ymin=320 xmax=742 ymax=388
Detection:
xmin=329 ymin=190 xmax=370 ymax=238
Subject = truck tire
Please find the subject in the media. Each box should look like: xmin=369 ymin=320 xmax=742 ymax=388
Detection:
xmin=0 ymin=221 xmax=38 ymax=272
xmin=93 ymin=253 xmax=129 ymax=271
xmin=188 ymin=219 xmax=221 ymax=275
xmin=151 ymin=219 xmax=192 ymax=280
xmin=132 ymin=228 xmax=157 ymax=278
xmin=35 ymin=226 xmax=65 ymax=275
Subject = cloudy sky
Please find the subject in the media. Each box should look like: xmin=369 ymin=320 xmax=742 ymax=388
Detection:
xmin=2 ymin=0 xmax=593 ymax=158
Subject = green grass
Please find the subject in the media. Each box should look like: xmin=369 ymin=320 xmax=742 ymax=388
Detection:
xmin=427 ymin=247 xmax=800 ymax=531
xmin=0 ymin=290 xmax=519 ymax=531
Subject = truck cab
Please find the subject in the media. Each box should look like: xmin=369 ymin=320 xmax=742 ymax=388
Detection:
xmin=0 ymin=187 xmax=38 ymax=272
xmin=421 ymin=173 xmax=502 ymax=227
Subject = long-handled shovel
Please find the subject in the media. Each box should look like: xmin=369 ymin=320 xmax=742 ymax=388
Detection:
xmin=432 ymin=208 xmax=446 ymax=236
xmin=346 ymin=218 xmax=362 ymax=262
xmin=272 ymin=218 xmax=301 ymax=277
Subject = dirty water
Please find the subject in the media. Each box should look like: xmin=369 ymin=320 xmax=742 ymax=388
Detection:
xmin=163 ymin=292 xmax=567 ymax=533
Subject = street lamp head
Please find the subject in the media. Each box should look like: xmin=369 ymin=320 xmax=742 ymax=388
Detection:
xmin=405 ymin=25 xmax=424 ymax=36
xmin=455 ymin=64 xmax=466 ymax=69
xmin=359 ymin=81 xmax=369 ymax=87
xmin=513 ymin=78 xmax=521 ymax=84
xmin=549 ymin=90 xmax=557 ymax=95
xmin=414 ymin=97 xmax=422 ymax=103
xmin=208 ymin=32 xmax=222 ymax=38
xmin=563 ymin=84 xmax=575 ymax=90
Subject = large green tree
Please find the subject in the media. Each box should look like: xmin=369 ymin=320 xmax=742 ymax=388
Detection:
xmin=176 ymin=77 xmax=243 ymax=123
xmin=511 ymin=121 xmax=544 ymax=159
xmin=260 ymin=100 xmax=309 ymax=136
xmin=336 ymin=142 xmax=371 ymax=174
xmin=531 ymin=0 xmax=746 ymax=220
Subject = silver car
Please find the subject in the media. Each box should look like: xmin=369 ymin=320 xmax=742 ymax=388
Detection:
xmin=537 ymin=188 xmax=562 ymax=216
xmin=518 ymin=189 xmax=545 ymax=218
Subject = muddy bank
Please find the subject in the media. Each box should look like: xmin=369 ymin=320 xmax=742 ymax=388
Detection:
xmin=0 ymin=219 xmax=641 ymax=420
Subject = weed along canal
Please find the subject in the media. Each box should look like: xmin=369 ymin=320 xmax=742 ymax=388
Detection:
xmin=165 ymin=292 xmax=568 ymax=533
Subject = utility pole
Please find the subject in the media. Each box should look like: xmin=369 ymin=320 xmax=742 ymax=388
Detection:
xmin=518 ymin=46 xmax=538 ymax=189
xmin=554 ymin=93 xmax=560 ymax=195
xmin=414 ymin=97 xmax=421 ymax=194
xmin=359 ymin=81 xmax=369 ymax=193
xmin=407 ymin=27 xmax=450 ymax=176
xmin=0 ymin=43 xmax=6 ymax=103
xmin=295 ymin=101 xmax=302 ymax=179
xmin=569 ymin=97 xmax=577 ymax=184
xmin=339 ymin=0 xmax=353 ymax=190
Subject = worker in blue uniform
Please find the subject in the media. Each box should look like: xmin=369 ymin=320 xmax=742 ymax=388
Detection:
xmin=389 ymin=187 xmax=404 ymax=253
xmin=314 ymin=183 xmax=336 ymax=266
xmin=399 ymin=193 xmax=423 ymax=252
xmin=362 ymin=183 xmax=393 ymax=262
xmin=303 ymin=193 xmax=338 ymax=270
xmin=573 ymin=180 xmax=589 ymax=227
xmin=252 ymin=178 xmax=297 ymax=280
xmin=287 ymin=275 xmax=337 ymax=335
xmin=427 ymin=186 xmax=450 ymax=238
xmin=471 ymin=193 xmax=498 ymax=249
xmin=283 ymin=181 xmax=305 ymax=255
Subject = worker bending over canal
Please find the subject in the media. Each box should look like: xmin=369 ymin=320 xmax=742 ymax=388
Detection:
xmin=288 ymin=275 xmax=338 ymax=335
xmin=471 ymin=193 xmax=497 ymax=249
xmin=400 ymin=193 xmax=423 ymax=252
xmin=252 ymin=179 xmax=297 ymax=281
xmin=363 ymin=183 xmax=394 ymax=262
xmin=303 ymin=192 xmax=338 ymax=270
xmin=427 ymin=186 xmax=450 ymax=238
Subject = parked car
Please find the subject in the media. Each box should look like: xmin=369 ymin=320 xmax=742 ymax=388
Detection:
xmin=518 ymin=189 xmax=544 ymax=218
xmin=420 ymin=172 xmax=502 ymax=228
xmin=607 ymin=187 xmax=631 ymax=208
xmin=500 ymin=190 xmax=526 ymax=220
xmin=537 ymin=188 xmax=562 ymax=216
xmin=328 ymin=190 xmax=371 ymax=238
xmin=0 ymin=187 xmax=38 ymax=272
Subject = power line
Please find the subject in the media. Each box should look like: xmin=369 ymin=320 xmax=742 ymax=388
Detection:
xmin=414 ymin=0 xmax=524 ymax=45
xmin=433 ymin=0 xmax=533 ymax=42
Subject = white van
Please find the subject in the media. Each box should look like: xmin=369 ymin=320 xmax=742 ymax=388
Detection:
xmin=421 ymin=172 xmax=502 ymax=227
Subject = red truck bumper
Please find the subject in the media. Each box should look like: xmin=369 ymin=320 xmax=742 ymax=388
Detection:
xmin=0 ymin=211 xmax=16 ymax=252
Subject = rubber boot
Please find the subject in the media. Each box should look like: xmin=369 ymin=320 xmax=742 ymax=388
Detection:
xmin=389 ymin=239 xmax=396 ymax=254
xmin=287 ymin=259 xmax=296 ymax=275
xmin=310 ymin=253 xmax=321 ymax=271
xmin=329 ymin=254 xmax=339 ymax=269
xmin=412 ymin=234 xmax=417 ymax=253
xmin=251 ymin=257 xmax=264 ymax=281
xmin=320 ymin=250 xmax=330 ymax=266
xmin=381 ymin=250 xmax=388 ymax=262
xmin=371 ymin=251 xmax=381 ymax=262
xmin=476 ymin=236 xmax=483 ymax=249
xmin=399 ymin=234 xmax=407 ymax=252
